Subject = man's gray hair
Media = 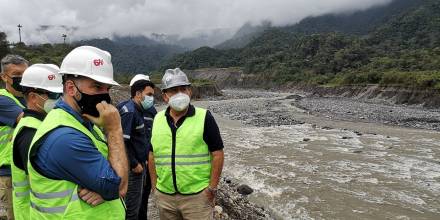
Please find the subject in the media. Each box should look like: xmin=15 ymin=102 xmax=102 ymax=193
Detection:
xmin=1 ymin=54 xmax=29 ymax=74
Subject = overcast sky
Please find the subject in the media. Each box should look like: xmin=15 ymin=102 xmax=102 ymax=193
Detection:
xmin=0 ymin=0 xmax=393 ymax=44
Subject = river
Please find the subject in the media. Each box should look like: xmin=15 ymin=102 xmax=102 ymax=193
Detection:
xmin=195 ymin=89 xmax=440 ymax=220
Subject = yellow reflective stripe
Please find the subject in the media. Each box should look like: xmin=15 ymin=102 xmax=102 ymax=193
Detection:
xmin=71 ymin=192 xmax=79 ymax=202
xmin=32 ymin=189 xmax=73 ymax=199
xmin=155 ymin=161 xmax=210 ymax=166
xmin=13 ymin=180 xmax=29 ymax=187
xmin=155 ymin=153 xmax=210 ymax=159
xmin=30 ymin=191 xmax=79 ymax=213
xmin=30 ymin=202 xmax=67 ymax=214
xmin=15 ymin=190 xmax=30 ymax=197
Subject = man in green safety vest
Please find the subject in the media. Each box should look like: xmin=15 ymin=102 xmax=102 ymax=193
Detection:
xmin=27 ymin=46 xmax=128 ymax=219
xmin=0 ymin=54 xmax=28 ymax=220
xmin=149 ymin=68 xmax=224 ymax=219
xmin=10 ymin=64 xmax=63 ymax=220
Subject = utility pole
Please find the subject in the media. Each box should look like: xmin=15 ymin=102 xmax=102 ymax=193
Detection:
xmin=17 ymin=24 xmax=22 ymax=43
xmin=62 ymin=34 xmax=67 ymax=44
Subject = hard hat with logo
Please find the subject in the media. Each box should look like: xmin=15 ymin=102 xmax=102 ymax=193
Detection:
xmin=161 ymin=68 xmax=191 ymax=90
xmin=129 ymin=74 xmax=150 ymax=86
xmin=20 ymin=64 xmax=63 ymax=93
xmin=59 ymin=45 xmax=119 ymax=86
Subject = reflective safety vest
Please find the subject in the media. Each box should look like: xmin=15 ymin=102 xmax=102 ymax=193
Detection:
xmin=11 ymin=115 xmax=41 ymax=220
xmin=151 ymin=107 xmax=211 ymax=194
xmin=27 ymin=108 xmax=125 ymax=219
xmin=0 ymin=89 xmax=25 ymax=167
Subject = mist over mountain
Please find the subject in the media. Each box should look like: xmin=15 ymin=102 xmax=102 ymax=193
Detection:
xmin=163 ymin=0 xmax=440 ymax=88
xmin=216 ymin=0 xmax=420 ymax=49
xmin=1 ymin=0 xmax=392 ymax=45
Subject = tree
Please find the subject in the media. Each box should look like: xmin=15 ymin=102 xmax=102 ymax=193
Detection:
xmin=0 ymin=32 xmax=10 ymax=60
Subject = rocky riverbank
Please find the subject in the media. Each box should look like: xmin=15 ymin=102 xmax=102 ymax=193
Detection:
xmin=207 ymin=89 xmax=440 ymax=131
xmin=186 ymin=68 xmax=440 ymax=108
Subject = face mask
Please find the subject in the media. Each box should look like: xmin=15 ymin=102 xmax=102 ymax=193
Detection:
xmin=11 ymin=77 xmax=23 ymax=92
xmin=36 ymin=93 xmax=58 ymax=113
xmin=43 ymin=98 xmax=58 ymax=113
xmin=73 ymin=82 xmax=111 ymax=117
xmin=141 ymin=95 xmax=154 ymax=110
xmin=168 ymin=92 xmax=190 ymax=112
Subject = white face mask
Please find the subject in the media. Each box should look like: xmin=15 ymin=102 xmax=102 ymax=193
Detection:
xmin=43 ymin=98 xmax=58 ymax=113
xmin=36 ymin=93 xmax=59 ymax=113
xmin=168 ymin=92 xmax=190 ymax=112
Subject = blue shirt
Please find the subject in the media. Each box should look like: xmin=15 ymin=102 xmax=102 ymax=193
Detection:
xmin=117 ymin=99 xmax=156 ymax=169
xmin=0 ymin=92 xmax=25 ymax=176
xmin=32 ymin=100 xmax=121 ymax=200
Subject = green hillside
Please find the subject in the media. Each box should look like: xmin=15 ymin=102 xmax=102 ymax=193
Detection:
xmin=163 ymin=0 xmax=440 ymax=88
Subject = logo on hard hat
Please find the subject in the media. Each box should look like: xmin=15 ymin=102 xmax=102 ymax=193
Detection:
xmin=93 ymin=59 xmax=104 ymax=66
xmin=48 ymin=74 xmax=56 ymax=80
xmin=165 ymin=76 xmax=172 ymax=83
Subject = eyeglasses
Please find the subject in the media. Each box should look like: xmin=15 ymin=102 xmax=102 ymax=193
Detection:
xmin=31 ymin=89 xmax=61 ymax=99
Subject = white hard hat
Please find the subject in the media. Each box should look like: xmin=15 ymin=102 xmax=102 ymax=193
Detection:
xmin=161 ymin=68 xmax=191 ymax=90
xmin=20 ymin=64 xmax=63 ymax=93
xmin=129 ymin=74 xmax=150 ymax=86
xmin=59 ymin=46 xmax=120 ymax=86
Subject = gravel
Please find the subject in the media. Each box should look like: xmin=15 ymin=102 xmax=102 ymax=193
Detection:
xmin=295 ymin=97 xmax=440 ymax=130
xmin=208 ymin=89 xmax=440 ymax=131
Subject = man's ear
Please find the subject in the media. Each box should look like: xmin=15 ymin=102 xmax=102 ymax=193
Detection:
xmin=65 ymin=80 xmax=77 ymax=97
xmin=0 ymin=73 xmax=7 ymax=82
xmin=188 ymin=87 xmax=193 ymax=98
xmin=162 ymin=92 xmax=169 ymax=103
xmin=27 ymin=92 xmax=37 ymax=105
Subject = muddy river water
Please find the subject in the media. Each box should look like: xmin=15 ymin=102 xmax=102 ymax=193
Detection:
xmin=195 ymin=90 xmax=440 ymax=220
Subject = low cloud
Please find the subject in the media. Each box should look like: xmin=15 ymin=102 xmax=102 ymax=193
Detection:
xmin=0 ymin=0 xmax=392 ymax=44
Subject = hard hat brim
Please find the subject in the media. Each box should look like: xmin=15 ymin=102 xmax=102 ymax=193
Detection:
xmin=60 ymin=72 xmax=120 ymax=86
xmin=45 ymin=86 xmax=64 ymax=93
xmin=161 ymin=82 xmax=191 ymax=90
xmin=20 ymin=83 xmax=63 ymax=94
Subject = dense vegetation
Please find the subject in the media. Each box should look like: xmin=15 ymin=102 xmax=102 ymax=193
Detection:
xmin=0 ymin=32 xmax=10 ymax=61
xmin=0 ymin=36 xmax=185 ymax=84
xmin=77 ymin=38 xmax=186 ymax=75
xmin=163 ymin=0 xmax=440 ymax=88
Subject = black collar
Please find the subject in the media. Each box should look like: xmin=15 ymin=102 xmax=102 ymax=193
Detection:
xmin=165 ymin=104 xmax=195 ymax=118
xmin=23 ymin=109 xmax=46 ymax=121
xmin=164 ymin=104 xmax=195 ymax=129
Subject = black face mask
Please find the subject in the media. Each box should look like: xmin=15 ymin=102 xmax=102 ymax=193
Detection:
xmin=73 ymin=82 xmax=112 ymax=117
xmin=10 ymin=77 xmax=23 ymax=92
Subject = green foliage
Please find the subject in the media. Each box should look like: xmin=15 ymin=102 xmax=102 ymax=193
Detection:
xmin=10 ymin=43 xmax=73 ymax=66
xmin=0 ymin=32 xmax=10 ymax=61
xmin=77 ymin=38 xmax=186 ymax=74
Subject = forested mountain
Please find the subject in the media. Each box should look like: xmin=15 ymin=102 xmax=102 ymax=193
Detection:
xmin=216 ymin=0 xmax=420 ymax=49
xmin=1 ymin=36 xmax=186 ymax=77
xmin=216 ymin=21 xmax=272 ymax=49
xmin=77 ymin=38 xmax=186 ymax=74
xmin=163 ymin=0 xmax=440 ymax=88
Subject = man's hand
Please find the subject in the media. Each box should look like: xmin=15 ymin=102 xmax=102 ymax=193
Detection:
xmin=82 ymin=101 xmax=122 ymax=133
xmin=78 ymin=188 xmax=104 ymax=207
xmin=204 ymin=187 xmax=216 ymax=207
xmin=132 ymin=163 xmax=143 ymax=174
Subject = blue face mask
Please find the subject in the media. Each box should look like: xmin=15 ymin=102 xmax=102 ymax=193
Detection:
xmin=141 ymin=95 xmax=154 ymax=110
